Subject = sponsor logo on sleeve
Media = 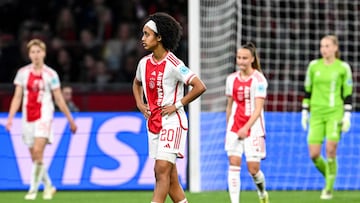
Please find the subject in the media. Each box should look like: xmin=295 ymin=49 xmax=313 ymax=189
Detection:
xmin=257 ymin=84 xmax=265 ymax=93
xmin=179 ymin=66 xmax=189 ymax=75
xmin=51 ymin=78 xmax=60 ymax=85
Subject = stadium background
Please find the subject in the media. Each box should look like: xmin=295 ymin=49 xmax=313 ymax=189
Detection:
xmin=0 ymin=0 xmax=359 ymax=193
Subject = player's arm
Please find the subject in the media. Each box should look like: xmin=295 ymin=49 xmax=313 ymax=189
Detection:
xmin=6 ymin=85 xmax=23 ymax=131
xmin=225 ymin=96 xmax=233 ymax=125
xmin=302 ymin=64 xmax=313 ymax=110
xmin=243 ymin=97 xmax=265 ymax=130
xmin=132 ymin=78 xmax=150 ymax=118
xmin=301 ymin=64 xmax=312 ymax=130
xmin=237 ymin=96 xmax=265 ymax=139
xmin=179 ymin=76 xmax=206 ymax=107
xmin=162 ymin=76 xmax=206 ymax=117
xmin=342 ymin=62 xmax=353 ymax=109
xmin=341 ymin=62 xmax=353 ymax=132
xmin=53 ymin=88 xmax=77 ymax=133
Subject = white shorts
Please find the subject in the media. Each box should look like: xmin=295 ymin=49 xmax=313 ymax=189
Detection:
xmin=22 ymin=119 xmax=54 ymax=147
xmin=148 ymin=111 xmax=188 ymax=164
xmin=225 ymin=131 xmax=266 ymax=162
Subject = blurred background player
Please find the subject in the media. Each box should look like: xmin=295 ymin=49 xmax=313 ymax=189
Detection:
xmin=5 ymin=39 xmax=77 ymax=200
xmin=56 ymin=85 xmax=80 ymax=112
xmin=301 ymin=35 xmax=353 ymax=200
xmin=225 ymin=42 xmax=269 ymax=203
xmin=132 ymin=12 xmax=206 ymax=203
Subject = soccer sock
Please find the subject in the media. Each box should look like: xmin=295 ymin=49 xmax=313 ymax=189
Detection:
xmin=325 ymin=158 xmax=337 ymax=191
xmin=29 ymin=162 xmax=45 ymax=192
xmin=177 ymin=198 xmax=188 ymax=203
xmin=42 ymin=165 xmax=53 ymax=189
xmin=228 ymin=165 xmax=241 ymax=203
xmin=252 ymin=170 xmax=266 ymax=197
xmin=313 ymin=156 xmax=326 ymax=177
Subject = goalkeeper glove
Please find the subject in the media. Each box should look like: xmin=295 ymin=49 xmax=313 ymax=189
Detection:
xmin=301 ymin=109 xmax=309 ymax=131
xmin=342 ymin=111 xmax=351 ymax=133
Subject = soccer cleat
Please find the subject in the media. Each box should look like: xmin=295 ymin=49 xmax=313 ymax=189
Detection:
xmin=320 ymin=189 xmax=333 ymax=200
xmin=259 ymin=191 xmax=269 ymax=203
xmin=43 ymin=186 xmax=56 ymax=200
xmin=24 ymin=190 xmax=37 ymax=200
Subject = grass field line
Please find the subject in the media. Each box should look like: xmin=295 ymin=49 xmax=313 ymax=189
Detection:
xmin=1 ymin=190 xmax=359 ymax=203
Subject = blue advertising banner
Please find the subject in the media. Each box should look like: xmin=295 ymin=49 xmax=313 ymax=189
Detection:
xmin=1 ymin=112 xmax=359 ymax=191
xmin=0 ymin=112 xmax=187 ymax=190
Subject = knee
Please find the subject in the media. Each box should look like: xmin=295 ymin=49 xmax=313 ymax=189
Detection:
xmin=309 ymin=150 xmax=321 ymax=160
xmin=31 ymin=148 xmax=43 ymax=162
xmin=310 ymin=154 xmax=320 ymax=161
xmin=228 ymin=155 xmax=241 ymax=166
xmin=247 ymin=165 xmax=260 ymax=176
xmin=154 ymin=162 xmax=171 ymax=181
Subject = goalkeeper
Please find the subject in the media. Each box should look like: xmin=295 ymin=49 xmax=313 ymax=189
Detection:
xmin=301 ymin=35 xmax=353 ymax=200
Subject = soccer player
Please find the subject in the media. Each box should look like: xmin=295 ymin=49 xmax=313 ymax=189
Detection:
xmin=225 ymin=42 xmax=269 ymax=203
xmin=132 ymin=12 xmax=206 ymax=203
xmin=5 ymin=39 xmax=77 ymax=200
xmin=55 ymin=85 xmax=80 ymax=112
xmin=301 ymin=35 xmax=353 ymax=200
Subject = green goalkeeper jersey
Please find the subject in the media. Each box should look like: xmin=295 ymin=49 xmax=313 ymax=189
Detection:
xmin=303 ymin=58 xmax=353 ymax=113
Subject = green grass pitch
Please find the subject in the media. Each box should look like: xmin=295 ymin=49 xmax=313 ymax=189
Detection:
xmin=1 ymin=190 xmax=359 ymax=203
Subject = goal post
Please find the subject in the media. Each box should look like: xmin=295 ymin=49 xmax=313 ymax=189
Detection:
xmin=188 ymin=0 xmax=241 ymax=192
xmin=188 ymin=0 xmax=201 ymax=193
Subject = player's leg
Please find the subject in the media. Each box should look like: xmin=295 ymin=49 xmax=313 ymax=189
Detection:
xmin=225 ymin=131 xmax=244 ymax=203
xmin=25 ymin=137 xmax=47 ymax=200
xmin=42 ymin=166 xmax=56 ymax=200
xmin=147 ymin=132 xmax=167 ymax=203
xmin=245 ymin=136 xmax=268 ymax=203
xmin=321 ymin=117 xmax=341 ymax=200
xmin=247 ymin=161 xmax=268 ymax=203
xmin=38 ymin=123 xmax=56 ymax=200
xmin=325 ymin=141 xmax=338 ymax=192
xmin=308 ymin=144 xmax=325 ymax=175
xmin=228 ymin=156 xmax=241 ymax=203
xmin=168 ymin=163 xmax=187 ymax=203
xmin=320 ymin=140 xmax=338 ymax=200
xmin=26 ymin=120 xmax=56 ymax=200
xmin=152 ymin=157 xmax=174 ymax=203
xmin=307 ymin=115 xmax=326 ymax=177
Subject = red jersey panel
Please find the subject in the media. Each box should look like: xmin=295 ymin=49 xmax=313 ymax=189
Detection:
xmin=135 ymin=52 xmax=196 ymax=133
xmin=225 ymin=70 xmax=267 ymax=137
xmin=14 ymin=64 xmax=61 ymax=122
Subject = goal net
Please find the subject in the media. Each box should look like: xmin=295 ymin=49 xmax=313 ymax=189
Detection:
xmin=191 ymin=0 xmax=360 ymax=191
xmin=199 ymin=0 xmax=359 ymax=112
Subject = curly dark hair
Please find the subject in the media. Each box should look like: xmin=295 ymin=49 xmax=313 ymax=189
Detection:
xmin=145 ymin=12 xmax=182 ymax=52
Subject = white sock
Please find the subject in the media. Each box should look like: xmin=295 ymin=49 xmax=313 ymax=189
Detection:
xmin=42 ymin=166 xmax=53 ymax=189
xmin=29 ymin=162 xmax=45 ymax=192
xmin=178 ymin=198 xmax=188 ymax=203
xmin=252 ymin=170 xmax=266 ymax=197
xmin=228 ymin=165 xmax=241 ymax=203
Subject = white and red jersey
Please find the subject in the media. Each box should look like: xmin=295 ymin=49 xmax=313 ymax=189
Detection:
xmin=14 ymin=64 xmax=61 ymax=122
xmin=225 ymin=70 xmax=267 ymax=137
xmin=135 ymin=51 xmax=196 ymax=133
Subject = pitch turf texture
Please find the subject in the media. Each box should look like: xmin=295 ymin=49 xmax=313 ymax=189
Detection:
xmin=1 ymin=190 xmax=359 ymax=202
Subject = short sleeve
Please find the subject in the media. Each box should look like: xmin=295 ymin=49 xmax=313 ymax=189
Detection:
xmin=50 ymin=71 xmax=61 ymax=90
xmin=175 ymin=64 xmax=196 ymax=85
xmin=14 ymin=70 xmax=23 ymax=86
xmin=225 ymin=75 xmax=233 ymax=96
xmin=254 ymin=78 xmax=268 ymax=98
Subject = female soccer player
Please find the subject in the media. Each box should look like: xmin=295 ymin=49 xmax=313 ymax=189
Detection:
xmin=301 ymin=35 xmax=353 ymax=200
xmin=225 ymin=42 xmax=269 ymax=203
xmin=6 ymin=39 xmax=77 ymax=200
xmin=132 ymin=12 xmax=206 ymax=203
